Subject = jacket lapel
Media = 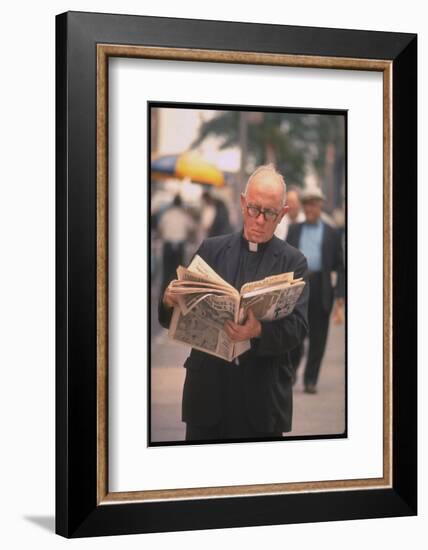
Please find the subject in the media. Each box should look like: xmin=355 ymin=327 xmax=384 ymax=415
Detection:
xmin=287 ymin=222 xmax=303 ymax=248
xmin=256 ymin=237 xmax=282 ymax=280
xmin=222 ymin=231 xmax=242 ymax=286
xmin=321 ymin=222 xmax=330 ymax=271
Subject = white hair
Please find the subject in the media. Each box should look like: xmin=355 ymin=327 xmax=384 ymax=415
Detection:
xmin=244 ymin=164 xmax=287 ymax=206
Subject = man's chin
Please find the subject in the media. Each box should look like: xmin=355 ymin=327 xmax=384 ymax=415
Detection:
xmin=249 ymin=232 xmax=267 ymax=243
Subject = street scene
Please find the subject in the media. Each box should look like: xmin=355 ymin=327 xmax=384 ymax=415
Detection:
xmin=150 ymin=104 xmax=346 ymax=444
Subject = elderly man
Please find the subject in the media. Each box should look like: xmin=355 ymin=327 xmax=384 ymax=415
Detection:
xmin=287 ymin=188 xmax=345 ymax=394
xmin=159 ymin=164 xmax=309 ymax=442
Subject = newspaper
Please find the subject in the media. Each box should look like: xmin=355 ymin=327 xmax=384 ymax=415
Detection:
xmin=168 ymin=255 xmax=305 ymax=361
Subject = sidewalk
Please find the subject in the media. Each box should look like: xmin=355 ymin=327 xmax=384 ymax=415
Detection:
xmin=151 ymin=321 xmax=345 ymax=442
xmin=150 ymin=335 xmax=188 ymax=442
xmin=287 ymin=321 xmax=345 ymax=438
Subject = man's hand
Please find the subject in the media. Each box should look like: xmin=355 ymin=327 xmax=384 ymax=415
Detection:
xmin=224 ymin=308 xmax=261 ymax=342
xmin=332 ymin=297 xmax=345 ymax=324
xmin=162 ymin=283 xmax=179 ymax=309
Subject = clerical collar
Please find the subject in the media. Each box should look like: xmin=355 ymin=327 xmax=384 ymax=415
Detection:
xmin=240 ymin=231 xmax=271 ymax=253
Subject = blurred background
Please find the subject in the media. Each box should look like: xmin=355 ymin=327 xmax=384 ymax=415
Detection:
xmin=151 ymin=106 xmax=345 ymax=281
xmin=150 ymin=105 xmax=346 ymax=443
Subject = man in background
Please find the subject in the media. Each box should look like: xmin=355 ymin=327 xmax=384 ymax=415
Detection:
xmin=157 ymin=194 xmax=194 ymax=292
xmin=287 ymin=188 xmax=345 ymax=394
xmin=201 ymin=190 xmax=232 ymax=237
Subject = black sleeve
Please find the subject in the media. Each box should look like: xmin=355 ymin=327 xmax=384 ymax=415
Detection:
xmin=251 ymin=252 xmax=309 ymax=357
xmin=158 ymin=290 xmax=174 ymax=330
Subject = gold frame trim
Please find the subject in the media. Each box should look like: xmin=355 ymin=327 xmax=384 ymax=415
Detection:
xmin=96 ymin=44 xmax=393 ymax=504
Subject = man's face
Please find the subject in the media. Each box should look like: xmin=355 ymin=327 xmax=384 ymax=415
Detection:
xmin=287 ymin=190 xmax=301 ymax=222
xmin=303 ymin=199 xmax=323 ymax=224
xmin=240 ymin=172 xmax=288 ymax=243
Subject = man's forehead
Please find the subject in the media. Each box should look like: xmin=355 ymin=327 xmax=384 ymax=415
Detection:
xmin=287 ymin=190 xmax=300 ymax=201
xmin=247 ymin=176 xmax=283 ymax=202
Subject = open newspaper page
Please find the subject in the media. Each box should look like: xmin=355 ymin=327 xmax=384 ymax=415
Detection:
xmin=175 ymin=266 xmax=230 ymax=290
xmin=170 ymin=256 xmax=237 ymax=316
xmin=168 ymin=280 xmax=234 ymax=315
xmin=240 ymin=271 xmax=294 ymax=294
xmin=185 ymin=254 xmax=233 ymax=287
xmin=239 ymin=279 xmax=305 ymax=322
xmin=168 ymin=255 xmax=242 ymax=360
xmin=169 ymin=292 xmax=241 ymax=360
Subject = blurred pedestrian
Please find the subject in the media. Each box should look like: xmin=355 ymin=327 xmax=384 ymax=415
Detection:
xmin=157 ymin=194 xmax=194 ymax=291
xmin=274 ymin=186 xmax=305 ymax=240
xmin=201 ymin=190 xmax=232 ymax=237
xmin=287 ymin=187 xmax=345 ymax=394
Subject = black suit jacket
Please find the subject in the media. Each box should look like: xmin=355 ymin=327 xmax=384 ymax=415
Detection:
xmin=287 ymin=222 xmax=345 ymax=314
xmin=158 ymin=231 xmax=309 ymax=433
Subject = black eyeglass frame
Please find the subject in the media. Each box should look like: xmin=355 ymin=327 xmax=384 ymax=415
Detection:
xmin=244 ymin=200 xmax=282 ymax=222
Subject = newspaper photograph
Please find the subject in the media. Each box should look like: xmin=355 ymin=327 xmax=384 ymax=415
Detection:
xmin=169 ymin=294 xmax=240 ymax=360
xmin=240 ymin=281 xmax=305 ymax=321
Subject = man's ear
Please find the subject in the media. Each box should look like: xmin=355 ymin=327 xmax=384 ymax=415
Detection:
xmin=279 ymin=205 xmax=289 ymax=221
xmin=240 ymin=193 xmax=246 ymax=212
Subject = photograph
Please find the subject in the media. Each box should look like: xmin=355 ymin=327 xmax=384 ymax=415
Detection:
xmin=149 ymin=103 xmax=347 ymax=445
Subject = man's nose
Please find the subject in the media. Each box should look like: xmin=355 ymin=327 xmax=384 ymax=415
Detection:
xmin=255 ymin=212 xmax=266 ymax=224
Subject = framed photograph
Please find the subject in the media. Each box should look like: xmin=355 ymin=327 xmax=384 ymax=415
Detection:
xmin=149 ymin=101 xmax=347 ymax=447
xmin=56 ymin=11 xmax=417 ymax=537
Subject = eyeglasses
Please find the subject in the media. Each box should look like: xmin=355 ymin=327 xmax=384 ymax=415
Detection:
xmin=245 ymin=202 xmax=280 ymax=222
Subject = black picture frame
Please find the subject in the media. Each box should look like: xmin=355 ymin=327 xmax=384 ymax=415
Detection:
xmin=56 ymin=11 xmax=417 ymax=538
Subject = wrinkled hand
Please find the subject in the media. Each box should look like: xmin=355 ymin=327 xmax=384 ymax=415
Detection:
xmin=162 ymin=283 xmax=179 ymax=309
xmin=224 ymin=308 xmax=261 ymax=342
